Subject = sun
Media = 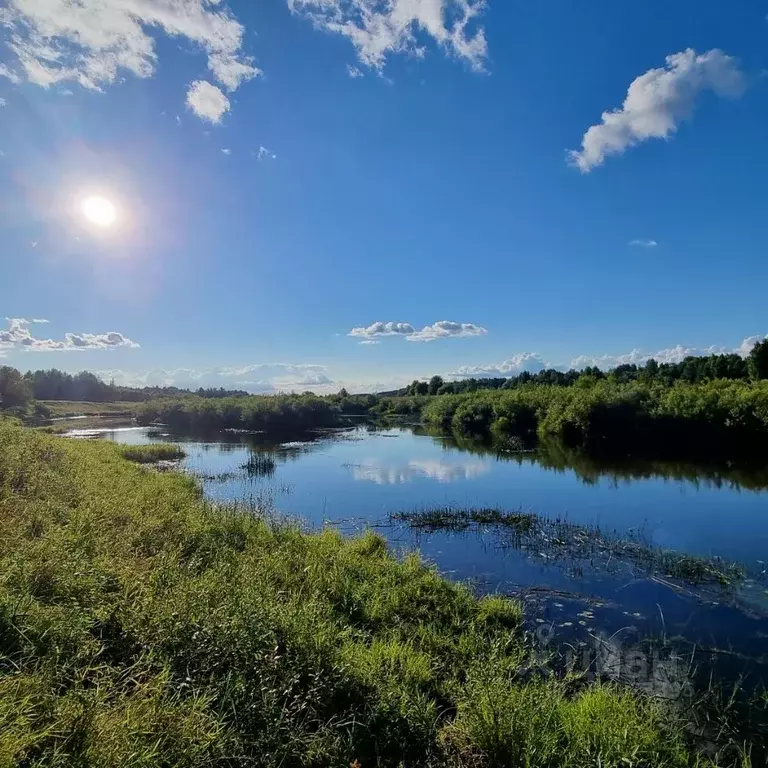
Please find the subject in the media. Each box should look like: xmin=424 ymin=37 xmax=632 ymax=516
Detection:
xmin=82 ymin=195 xmax=117 ymax=227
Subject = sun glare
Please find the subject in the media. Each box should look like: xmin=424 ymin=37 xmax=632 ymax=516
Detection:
xmin=82 ymin=195 xmax=117 ymax=227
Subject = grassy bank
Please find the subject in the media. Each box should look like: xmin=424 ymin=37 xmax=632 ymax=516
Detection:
xmin=38 ymin=400 xmax=135 ymax=418
xmin=0 ymin=420 xmax=738 ymax=766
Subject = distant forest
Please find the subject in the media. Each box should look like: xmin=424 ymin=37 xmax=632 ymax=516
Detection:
xmin=400 ymin=344 xmax=768 ymax=396
xmin=1 ymin=341 xmax=768 ymax=413
xmin=0 ymin=367 xmax=247 ymax=410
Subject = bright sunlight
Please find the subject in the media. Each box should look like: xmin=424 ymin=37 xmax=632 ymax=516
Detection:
xmin=81 ymin=195 xmax=117 ymax=227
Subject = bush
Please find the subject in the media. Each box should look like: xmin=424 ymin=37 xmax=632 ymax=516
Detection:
xmin=422 ymin=380 xmax=768 ymax=459
xmin=135 ymin=394 xmax=342 ymax=434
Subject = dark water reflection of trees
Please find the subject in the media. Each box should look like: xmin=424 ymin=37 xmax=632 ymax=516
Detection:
xmin=410 ymin=426 xmax=768 ymax=492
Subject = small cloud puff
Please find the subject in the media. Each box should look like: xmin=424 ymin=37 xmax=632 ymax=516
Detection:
xmin=186 ymin=81 xmax=230 ymax=124
xmin=628 ymin=239 xmax=658 ymax=248
xmin=349 ymin=320 xmax=487 ymax=342
xmin=407 ymin=321 xmax=488 ymax=343
xmin=450 ymin=353 xmax=549 ymax=379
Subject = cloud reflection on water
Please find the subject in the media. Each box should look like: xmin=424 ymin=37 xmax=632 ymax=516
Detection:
xmin=351 ymin=459 xmax=490 ymax=485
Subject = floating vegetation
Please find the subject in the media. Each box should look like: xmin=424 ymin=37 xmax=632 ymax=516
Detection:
xmin=191 ymin=470 xmax=238 ymax=483
xmin=117 ymin=443 xmax=185 ymax=464
xmin=241 ymin=452 xmax=277 ymax=477
xmin=393 ymin=507 xmax=749 ymax=589
xmin=392 ymin=506 xmax=536 ymax=533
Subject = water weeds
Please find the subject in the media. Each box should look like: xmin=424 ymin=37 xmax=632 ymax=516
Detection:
xmin=391 ymin=506 xmax=536 ymax=533
xmin=392 ymin=507 xmax=751 ymax=590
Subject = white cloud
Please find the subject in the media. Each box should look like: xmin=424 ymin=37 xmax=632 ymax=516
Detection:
xmin=100 ymin=363 xmax=332 ymax=393
xmin=358 ymin=339 xmax=380 ymax=345
xmin=289 ymin=0 xmax=488 ymax=72
xmin=1 ymin=0 xmax=258 ymax=119
xmin=735 ymin=335 xmax=767 ymax=357
xmin=0 ymin=97 xmax=6 ymax=108
xmin=64 ymin=332 xmax=139 ymax=350
xmin=571 ymin=335 xmax=768 ymax=370
xmin=221 ymin=148 xmax=231 ymax=155
xmin=0 ymin=318 xmax=138 ymax=352
xmin=407 ymin=320 xmax=487 ymax=343
xmin=568 ymin=49 xmax=747 ymax=172
xmin=347 ymin=64 xmax=364 ymax=78
xmin=186 ymin=80 xmax=230 ymax=123
xmin=449 ymin=334 xmax=768 ymax=380
xmin=349 ymin=320 xmax=486 ymax=342
xmin=0 ymin=64 xmax=21 ymax=84
xmin=349 ymin=321 xmax=417 ymax=339
xmin=628 ymin=239 xmax=657 ymax=248
xmin=570 ymin=346 xmax=721 ymax=369
xmin=255 ymin=146 xmax=276 ymax=161
xmin=450 ymin=352 xmax=548 ymax=379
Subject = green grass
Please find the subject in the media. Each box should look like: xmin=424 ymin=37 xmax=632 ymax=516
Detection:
xmin=38 ymin=400 xmax=134 ymax=417
xmin=117 ymin=443 xmax=186 ymax=464
xmin=0 ymin=421 xmax=745 ymax=766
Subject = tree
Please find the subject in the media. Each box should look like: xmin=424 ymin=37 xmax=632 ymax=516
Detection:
xmin=0 ymin=366 xmax=33 ymax=410
xmin=642 ymin=359 xmax=659 ymax=380
xmin=338 ymin=388 xmax=349 ymax=398
xmin=748 ymin=340 xmax=768 ymax=380
xmin=428 ymin=375 xmax=444 ymax=396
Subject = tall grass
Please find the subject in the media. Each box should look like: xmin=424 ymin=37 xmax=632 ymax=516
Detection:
xmin=0 ymin=421 xmax=742 ymax=766
xmin=118 ymin=443 xmax=185 ymax=463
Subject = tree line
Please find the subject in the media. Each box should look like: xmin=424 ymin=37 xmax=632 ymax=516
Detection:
xmin=403 ymin=341 xmax=768 ymax=396
xmin=0 ymin=366 xmax=248 ymax=412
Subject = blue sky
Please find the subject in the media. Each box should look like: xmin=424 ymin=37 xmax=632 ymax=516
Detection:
xmin=1 ymin=0 xmax=767 ymax=393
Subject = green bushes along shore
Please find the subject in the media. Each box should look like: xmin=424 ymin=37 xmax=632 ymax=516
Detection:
xmin=0 ymin=420 xmax=742 ymax=766
xmin=412 ymin=378 xmax=768 ymax=457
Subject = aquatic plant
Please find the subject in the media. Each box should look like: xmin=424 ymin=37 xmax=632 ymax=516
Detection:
xmin=242 ymin=452 xmax=277 ymax=477
xmin=394 ymin=507 xmax=748 ymax=589
xmin=392 ymin=506 xmax=536 ymax=533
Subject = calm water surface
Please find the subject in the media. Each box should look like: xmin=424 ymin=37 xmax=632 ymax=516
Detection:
xmin=99 ymin=423 xmax=768 ymax=698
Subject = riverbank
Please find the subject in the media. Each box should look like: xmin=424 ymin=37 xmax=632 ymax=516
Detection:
xmin=0 ymin=420 xmax=747 ymax=766
xmin=16 ymin=373 xmax=768 ymax=464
